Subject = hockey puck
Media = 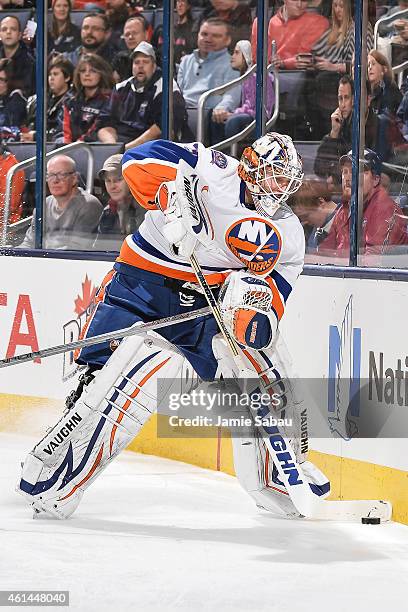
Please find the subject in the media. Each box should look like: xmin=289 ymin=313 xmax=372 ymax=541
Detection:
xmin=361 ymin=517 xmax=381 ymax=524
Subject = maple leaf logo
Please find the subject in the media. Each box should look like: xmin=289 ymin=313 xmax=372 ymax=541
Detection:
xmin=74 ymin=275 xmax=97 ymax=317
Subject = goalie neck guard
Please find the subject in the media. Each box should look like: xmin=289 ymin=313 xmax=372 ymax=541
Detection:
xmin=238 ymin=132 xmax=304 ymax=218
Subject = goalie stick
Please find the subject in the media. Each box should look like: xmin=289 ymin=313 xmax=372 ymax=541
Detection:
xmin=0 ymin=307 xmax=211 ymax=368
xmin=189 ymin=251 xmax=392 ymax=522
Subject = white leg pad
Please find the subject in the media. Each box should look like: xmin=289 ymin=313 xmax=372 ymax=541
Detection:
xmin=18 ymin=331 xmax=184 ymax=519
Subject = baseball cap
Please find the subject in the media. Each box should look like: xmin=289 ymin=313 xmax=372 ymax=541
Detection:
xmin=98 ymin=154 xmax=123 ymax=180
xmin=339 ymin=148 xmax=382 ymax=176
xmin=131 ymin=41 xmax=156 ymax=61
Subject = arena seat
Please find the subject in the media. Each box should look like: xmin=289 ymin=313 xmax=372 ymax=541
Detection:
xmin=294 ymin=141 xmax=320 ymax=176
xmin=68 ymin=10 xmax=89 ymax=28
xmin=6 ymin=143 xmax=56 ymax=179
xmin=53 ymin=142 xmax=125 ymax=188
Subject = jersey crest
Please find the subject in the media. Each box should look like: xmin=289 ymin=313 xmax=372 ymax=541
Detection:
xmin=225 ymin=217 xmax=282 ymax=274
xmin=210 ymin=149 xmax=228 ymax=169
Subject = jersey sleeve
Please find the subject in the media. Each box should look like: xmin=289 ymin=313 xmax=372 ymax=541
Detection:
xmin=121 ymin=139 xmax=199 ymax=210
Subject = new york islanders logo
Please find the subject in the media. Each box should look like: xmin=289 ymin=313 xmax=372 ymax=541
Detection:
xmin=225 ymin=217 xmax=282 ymax=274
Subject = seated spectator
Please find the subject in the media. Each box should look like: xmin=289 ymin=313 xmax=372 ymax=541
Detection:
xmin=72 ymin=0 xmax=107 ymax=8
xmin=98 ymin=42 xmax=191 ymax=149
xmin=389 ymin=18 xmax=408 ymax=70
xmin=0 ymin=58 xmax=26 ymax=136
xmin=151 ymin=0 xmax=199 ymax=68
xmin=251 ymin=0 xmax=329 ymax=67
xmin=49 ymin=0 xmax=81 ymax=55
xmin=319 ymin=149 xmax=408 ymax=257
xmin=22 ymin=54 xmax=75 ymax=142
xmin=177 ymin=18 xmax=239 ymax=138
xmin=93 ymin=153 xmax=146 ymax=250
xmin=292 ymin=179 xmax=339 ymax=250
xmin=368 ymin=50 xmax=403 ymax=162
xmin=63 ymin=53 xmax=114 ymax=143
xmin=377 ymin=0 xmax=408 ymax=38
xmin=309 ymin=0 xmax=373 ymax=136
xmin=0 ymin=0 xmax=34 ymax=6
xmin=19 ymin=155 xmax=103 ymax=250
xmin=201 ymin=0 xmax=252 ymax=50
xmin=106 ymin=0 xmax=133 ymax=47
xmin=210 ymin=40 xmax=274 ymax=144
xmin=65 ymin=13 xmax=119 ymax=67
xmin=112 ymin=16 xmax=149 ymax=82
xmin=0 ymin=15 xmax=35 ymax=97
xmin=314 ymin=75 xmax=377 ymax=179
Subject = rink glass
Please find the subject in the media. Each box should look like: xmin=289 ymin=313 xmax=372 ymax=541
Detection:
xmin=1 ymin=1 xmax=407 ymax=270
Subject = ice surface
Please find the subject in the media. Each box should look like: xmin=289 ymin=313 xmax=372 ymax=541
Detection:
xmin=1 ymin=433 xmax=407 ymax=612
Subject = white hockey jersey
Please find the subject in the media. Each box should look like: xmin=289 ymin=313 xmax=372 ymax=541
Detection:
xmin=120 ymin=140 xmax=305 ymax=322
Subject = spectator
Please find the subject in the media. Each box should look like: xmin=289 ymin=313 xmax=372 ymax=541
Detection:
xmin=313 ymin=0 xmax=373 ymax=75
xmin=378 ymin=0 xmax=408 ymax=38
xmin=63 ymin=53 xmax=114 ymax=143
xmin=367 ymin=49 xmax=403 ymax=162
xmin=98 ymin=42 xmax=191 ymax=149
xmin=389 ymin=17 xmax=408 ymax=69
xmin=177 ymin=18 xmax=238 ymax=138
xmin=292 ymin=179 xmax=339 ymax=250
xmin=48 ymin=0 xmax=81 ymax=55
xmin=71 ymin=0 xmax=107 ymax=8
xmin=310 ymin=0 xmax=373 ymax=136
xmin=201 ymin=0 xmax=252 ymax=50
xmin=314 ymin=75 xmax=377 ymax=179
xmin=251 ymin=0 xmax=329 ymax=67
xmin=209 ymin=38 xmax=250 ymax=144
xmin=210 ymin=39 xmax=275 ymax=144
xmin=0 ymin=58 xmax=26 ymax=136
xmin=112 ymin=16 xmax=148 ymax=82
xmin=22 ymin=54 xmax=75 ymax=143
xmin=319 ymin=149 xmax=408 ymax=257
xmin=93 ymin=153 xmax=146 ymax=250
xmin=106 ymin=0 xmax=133 ymax=46
xmin=65 ymin=13 xmax=119 ymax=66
xmin=0 ymin=15 xmax=35 ymax=97
xmin=19 ymin=155 xmax=103 ymax=250
xmin=151 ymin=0 xmax=199 ymax=67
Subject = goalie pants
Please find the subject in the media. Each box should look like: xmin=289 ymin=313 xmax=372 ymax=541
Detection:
xmin=77 ymin=262 xmax=220 ymax=381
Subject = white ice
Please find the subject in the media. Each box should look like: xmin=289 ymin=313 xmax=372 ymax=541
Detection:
xmin=1 ymin=432 xmax=407 ymax=612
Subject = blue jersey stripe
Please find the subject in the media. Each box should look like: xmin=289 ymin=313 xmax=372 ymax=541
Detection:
xmin=122 ymin=139 xmax=198 ymax=168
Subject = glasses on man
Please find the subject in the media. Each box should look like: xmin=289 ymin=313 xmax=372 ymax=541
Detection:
xmin=46 ymin=171 xmax=75 ymax=182
xmin=0 ymin=77 xmax=8 ymax=83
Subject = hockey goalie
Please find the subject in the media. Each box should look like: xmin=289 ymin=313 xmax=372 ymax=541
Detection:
xmin=17 ymin=132 xmax=331 ymax=520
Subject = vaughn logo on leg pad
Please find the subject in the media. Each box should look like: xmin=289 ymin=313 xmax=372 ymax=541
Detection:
xmin=42 ymin=413 xmax=83 ymax=456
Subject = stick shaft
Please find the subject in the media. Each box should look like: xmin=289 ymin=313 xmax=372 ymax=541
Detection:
xmin=0 ymin=306 xmax=211 ymax=368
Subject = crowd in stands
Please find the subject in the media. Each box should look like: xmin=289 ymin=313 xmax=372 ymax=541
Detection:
xmin=0 ymin=0 xmax=406 ymax=259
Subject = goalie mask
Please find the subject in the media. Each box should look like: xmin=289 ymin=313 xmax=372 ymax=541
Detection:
xmin=238 ymin=133 xmax=304 ymax=218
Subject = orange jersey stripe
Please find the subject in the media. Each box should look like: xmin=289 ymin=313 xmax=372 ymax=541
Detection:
xmin=266 ymin=277 xmax=285 ymax=321
xmin=122 ymin=161 xmax=177 ymax=211
xmin=117 ymin=240 xmax=230 ymax=286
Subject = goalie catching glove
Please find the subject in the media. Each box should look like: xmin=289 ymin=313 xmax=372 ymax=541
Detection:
xmin=218 ymin=270 xmax=278 ymax=350
xmin=156 ymin=159 xmax=215 ymax=257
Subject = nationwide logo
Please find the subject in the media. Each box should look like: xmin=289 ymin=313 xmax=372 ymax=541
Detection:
xmin=328 ymin=295 xmax=361 ymax=440
xmin=62 ymin=275 xmax=97 ymax=381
